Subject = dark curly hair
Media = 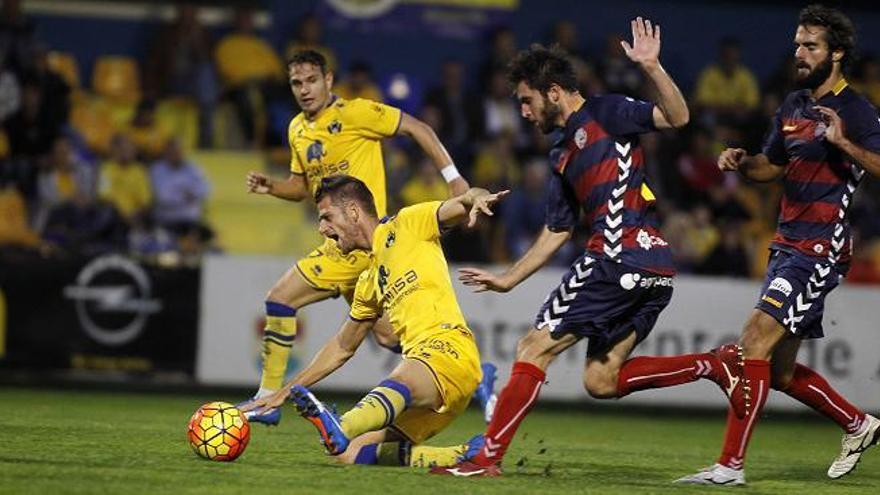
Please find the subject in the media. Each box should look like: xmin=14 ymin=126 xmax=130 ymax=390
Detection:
xmin=314 ymin=175 xmax=377 ymax=218
xmin=506 ymin=44 xmax=578 ymax=94
xmin=799 ymin=4 xmax=856 ymax=72
xmin=288 ymin=49 xmax=329 ymax=74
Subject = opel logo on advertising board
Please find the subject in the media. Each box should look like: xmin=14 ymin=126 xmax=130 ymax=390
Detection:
xmin=63 ymin=255 xmax=162 ymax=346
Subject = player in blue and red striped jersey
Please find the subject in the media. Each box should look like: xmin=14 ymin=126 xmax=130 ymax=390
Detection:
xmin=676 ymin=5 xmax=880 ymax=486
xmin=433 ymin=17 xmax=751 ymax=478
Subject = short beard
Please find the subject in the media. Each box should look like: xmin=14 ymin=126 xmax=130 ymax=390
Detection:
xmin=795 ymin=54 xmax=834 ymax=90
xmin=539 ymin=94 xmax=563 ymax=134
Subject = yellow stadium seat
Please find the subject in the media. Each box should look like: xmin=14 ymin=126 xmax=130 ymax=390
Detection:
xmin=92 ymin=56 xmax=141 ymax=103
xmin=47 ymin=51 xmax=80 ymax=89
xmin=70 ymin=95 xmax=116 ymax=155
xmin=156 ymin=97 xmax=199 ymax=151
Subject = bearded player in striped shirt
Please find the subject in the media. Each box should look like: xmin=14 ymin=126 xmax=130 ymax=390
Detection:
xmin=676 ymin=5 xmax=880 ymax=486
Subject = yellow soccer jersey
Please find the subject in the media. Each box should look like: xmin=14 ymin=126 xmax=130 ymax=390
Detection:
xmin=349 ymin=201 xmax=468 ymax=351
xmin=288 ymin=96 xmax=401 ymax=217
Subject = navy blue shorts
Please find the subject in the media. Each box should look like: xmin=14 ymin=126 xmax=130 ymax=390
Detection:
xmin=534 ymin=253 xmax=673 ymax=357
xmin=756 ymin=250 xmax=843 ymax=339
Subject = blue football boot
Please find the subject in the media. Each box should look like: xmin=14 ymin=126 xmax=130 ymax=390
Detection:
xmin=235 ymin=397 xmax=282 ymax=426
xmin=289 ymin=385 xmax=350 ymax=455
xmin=459 ymin=434 xmax=486 ymax=462
xmin=474 ymin=362 xmax=498 ymax=423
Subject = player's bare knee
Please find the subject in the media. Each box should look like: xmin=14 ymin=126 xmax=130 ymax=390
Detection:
xmin=771 ymin=368 xmax=795 ymax=390
xmin=583 ymin=372 xmax=618 ymax=399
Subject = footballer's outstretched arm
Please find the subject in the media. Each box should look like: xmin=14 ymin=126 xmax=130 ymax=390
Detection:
xmin=437 ymin=187 xmax=510 ymax=229
xmin=396 ymin=112 xmax=470 ymax=196
xmin=718 ymin=148 xmax=786 ymax=183
xmin=459 ymin=225 xmax=573 ymax=293
xmin=246 ymin=171 xmax=311 ymax=201
xmin=620 ymin=17 xmax=689 ymax=129
xmin=241 ymin=317 xmax=374 ymax=414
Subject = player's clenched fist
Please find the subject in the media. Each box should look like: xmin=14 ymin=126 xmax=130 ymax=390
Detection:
xmin=246 ymin=171 xmax=272 ymax=194
xmin=718 ymin=148 xmax=746 ymax=172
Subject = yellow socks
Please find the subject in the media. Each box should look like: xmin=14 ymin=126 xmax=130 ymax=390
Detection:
xmin=340 ymin=380 xmax=411 ymax=439
xmin=258 ymin=302 xmax=297 ymax=391
xmin=354 ymin=441 xmax=468 ymax=467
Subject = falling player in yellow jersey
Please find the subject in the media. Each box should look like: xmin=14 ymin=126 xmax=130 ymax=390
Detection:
xmin=243 ymin=175 xmax=507 ymax=468
xmin=240 ymin=50 xmax=499 ymax=425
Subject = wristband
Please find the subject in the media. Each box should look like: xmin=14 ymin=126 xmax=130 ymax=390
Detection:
xmin=440 ymin=164 xmax=461 ymax=183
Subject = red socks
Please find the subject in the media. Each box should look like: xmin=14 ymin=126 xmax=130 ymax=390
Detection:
xmin=472 ymin=361 xmax=546 ymax=466
xmin=718 ymin=359 xmax=770 ymax=470
xmin=616 ymin=353 xmax=716 ymax=397
xmin=781 ymin=364 xmax=865 ymax=434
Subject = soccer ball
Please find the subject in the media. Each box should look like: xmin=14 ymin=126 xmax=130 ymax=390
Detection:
xmin=187 ymin=401 xmax=250 ymax=461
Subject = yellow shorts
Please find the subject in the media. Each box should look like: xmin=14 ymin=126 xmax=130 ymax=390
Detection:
xmin=295 ymin=238 xmax=371 ymax=303
xmin=389 ymin=326 xmax=482 ymax=444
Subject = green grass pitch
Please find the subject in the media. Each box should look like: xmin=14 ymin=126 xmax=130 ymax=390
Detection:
xmin=1 ymin=387 xmax=877 ymax=494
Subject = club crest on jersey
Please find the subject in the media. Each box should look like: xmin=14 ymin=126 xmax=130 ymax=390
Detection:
xmin=768 ymin=277 xmax=793 ymax=297
xmin=328 ymin=120 xmax=342 ymax=134
xmin=306 ymin=140 xmax=326 ymax=162
xmin=385 ymin=231 xmax=396 ymax=248
xmin=637 ymin=229 xmax=668 ymax=250
xmin=574 ymin=127 xmax=587 ymax=149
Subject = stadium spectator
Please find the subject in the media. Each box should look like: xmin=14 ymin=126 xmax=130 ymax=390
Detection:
xmin=149 ymin=138 xmax=210 ymax=231
xmin=284 ymin=13 xmax=337 ymax=74
xmin=0 ymin=0 xmax=38 ymax=77
xmin=693 ymin=37 xmax=760 ymax=124
xmin=501 ymin=158 xmax=548 ymax=260
xmin=852 ymin=54 xmax=880 ymax=107
xmin=124 ymin=99 xmax=170 ymax=162
xmin=482 ymin=69 xmax=523 ymax=142
xmin=0 ymin=180 xmax=41 ymax=249
xmin=479 ymin=27 xmax=517 ymax=91
xmin=36 ymin=136 xmax=95 ymax=217
xmin=5 ymin=77 xmax=63 ymax=160
xmin=98 ymin=134 xmax=151 ymax=223
xmin=215 ymin=8 xmax=284 ymax=148
xmin=144 ymin=4 xmax=219 ymax=148
xmin=334 ymin=61 xmax=383 ymax=102
xmin=596 ymin=33 xmax=644 ymax=96
xmin=471 ymin=131 xmax=520 ymax=191
xmin=41 ymin=191 xmax=127 ymax=256
xmin=424 ymin=60 xmax=482 ymax=166
xmin=399 ymin=159 xmax=448 ymax=206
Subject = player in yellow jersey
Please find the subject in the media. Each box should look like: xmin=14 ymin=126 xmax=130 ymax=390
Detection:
xmin=239 ymin=50 xmax=498 ymax=425
xmin=243 ymin=175 xmax=507 ymax=468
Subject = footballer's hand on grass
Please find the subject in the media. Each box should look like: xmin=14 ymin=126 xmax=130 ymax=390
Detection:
xmin=246 ymin=171 xmax=272 ymax=194
xmin=718 ymin=148 xmax=746 ymax=172
xmin=621 ymin=16 xmax=661 ymax=67
xmin=467 ymin=189 xmax=510 ymax=228
xmin=241 ymin=389 xmax=290 ymax=415
xmin=449 ymin=177 xmax=470 ymax=197
xmin=458 ymin=267 xmax=512 ymax=293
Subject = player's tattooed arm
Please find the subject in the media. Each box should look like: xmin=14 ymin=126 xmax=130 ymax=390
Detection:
xmin=459 ymin=225 xmax=572 ymax=293
xmin=620 ymin=16 xmax=689 ymax=129
xmin=718 ymin=148 xmax=786 ymax=182
xmin=815 ymin=105 xmax=880 ymax=178
xmin=437 ymin=187 xmax=510 ymax=228
xmin=397 ymin=112 xmax=470 ymax=196
xmin=246 ymin=171 xmax=310 ymax=201
xmin=241 ymin=317 xmax=375 ymax=415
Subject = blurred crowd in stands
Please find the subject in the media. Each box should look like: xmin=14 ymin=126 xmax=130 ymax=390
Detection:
xmin=1 ymin=2 xmax=879 ymax=282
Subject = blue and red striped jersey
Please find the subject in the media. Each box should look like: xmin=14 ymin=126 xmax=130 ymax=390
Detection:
xmin=762 ymin=80 xmax=880 ymax=265
xmin=546 ymin=94 xmax=674 ymax=275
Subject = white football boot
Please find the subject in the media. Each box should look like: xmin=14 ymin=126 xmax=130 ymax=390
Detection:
xmin=828 ymin=414 xmax=880 ymax=479
xmin=673 ymin=464 xmax=746 ymax=486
